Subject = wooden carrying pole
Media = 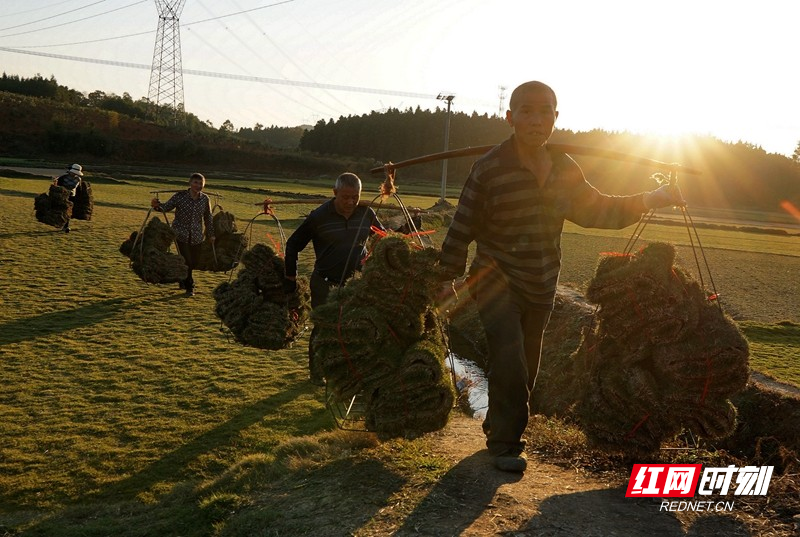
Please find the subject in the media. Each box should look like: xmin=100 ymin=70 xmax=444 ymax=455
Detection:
xmin=255 ymin=199 xmax=426 ymax=213
xmin=369 ymin=144 xmax=703 ymax=176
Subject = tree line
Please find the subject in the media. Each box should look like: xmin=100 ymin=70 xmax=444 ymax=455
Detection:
xmin=298 ymin=107 xmax=800 ymax=213
xmin=2 ymin=73 xmax=798 ymax=213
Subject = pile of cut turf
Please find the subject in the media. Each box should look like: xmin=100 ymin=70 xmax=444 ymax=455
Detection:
xmin=119 ymin=217 xmax=188 ymax=284
xmin=572 ymin=242 xmax=749 ymax=456
xmin=311 ymin=234 xmax=455 ymax=439
xmin=196 ymin=210 xmax=248 ymax=272
xmin=33 ymin=185 xmax=72 ymax=228
xmin=71 ymin=181 xmax=93 ymax=220
xmin=213 ymin=244 xmax=310 ymax=350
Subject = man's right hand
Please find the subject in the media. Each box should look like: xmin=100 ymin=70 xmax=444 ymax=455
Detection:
xmin=283 ymin=276 xmax=297 ymax=294
xmin=150 ymin=198 xmax=160 ymax=209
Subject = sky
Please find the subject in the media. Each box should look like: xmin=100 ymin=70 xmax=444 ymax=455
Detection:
xmin=1 ymin=0 xmax=799 ymax=157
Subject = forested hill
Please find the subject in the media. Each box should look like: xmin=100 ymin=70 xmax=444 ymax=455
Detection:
xmin=1 ymin=73 xmax=798 ymax=213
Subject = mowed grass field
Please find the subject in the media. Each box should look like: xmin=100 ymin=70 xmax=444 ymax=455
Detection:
xmin=1 ymin=170 xmax=798 ymax=535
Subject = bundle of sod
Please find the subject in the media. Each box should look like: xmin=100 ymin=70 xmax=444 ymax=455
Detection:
xmin=33 ymin=185 xmax=72 ymax=227
xmin=572 ymin=242 xmax=749 ymax=456
xmin=310 ymin=234 xmax=455 ymax=439
xmin=118 ymin=217 xmax=188 ymax=284
xmin=195 ymin=210 xmax=248 ymax=272
xmin=71 ymin=181 xmax=93 ymax=220
xmin=212 ymin=243 xmax=311 ymax=350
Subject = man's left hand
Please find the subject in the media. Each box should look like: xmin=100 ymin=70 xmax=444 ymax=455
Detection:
xmin=643 ymin=184 xmax=685 ymax=210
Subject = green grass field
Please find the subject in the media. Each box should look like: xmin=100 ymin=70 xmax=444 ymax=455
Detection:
xmin=1 ymin=170 xmax=798 ymax=535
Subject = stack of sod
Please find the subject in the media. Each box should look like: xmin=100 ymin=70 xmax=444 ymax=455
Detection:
xmin=213 ymin=244 xmax=310 ymax=350
xmin=310 ymin=234 xmax=455 ymax=439
xmin=119 ymin=217 xmax=188 ymax=284
xmin=573 ymin=242 xmax=749 ymax=456
xmin=195 ymin=210 xmax=248 ymax=272
xmin=33 ymin=185 xmax=72 ymax=227
xmin=71 ymin=181 xmax=93 ymax=220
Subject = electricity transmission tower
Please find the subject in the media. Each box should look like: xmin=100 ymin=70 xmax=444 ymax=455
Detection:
xmin=498 ymin=85 xmax=506 ymax=117
xmin=148 ymin=0 xmax=186 ymax=123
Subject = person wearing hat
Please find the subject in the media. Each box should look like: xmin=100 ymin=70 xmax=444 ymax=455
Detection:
xmin=52 ymin=164 xmax=83 ymax=233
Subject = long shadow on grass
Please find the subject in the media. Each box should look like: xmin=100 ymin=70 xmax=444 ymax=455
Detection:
xmin=89 ymin=381 xmax=326 ymax=502
xmin=230 ymin=457 xmax=406 ymax=536
xmin=392 ymin=449 xmax=522 ymax=535
xmin=0 ymin=296 xmax=145 ymax=345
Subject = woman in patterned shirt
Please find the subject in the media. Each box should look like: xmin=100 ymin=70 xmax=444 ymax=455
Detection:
xmin=151 ymin=172 xmax=215 ymax=296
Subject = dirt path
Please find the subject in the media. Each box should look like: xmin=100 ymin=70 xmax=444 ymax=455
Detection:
xmin=394 ymin=414 xmax=699 ymax=537
xmin=384 ymin=412 xmax=765 ymax=537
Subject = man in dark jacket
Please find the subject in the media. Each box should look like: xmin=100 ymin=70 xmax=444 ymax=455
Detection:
xmin=284 ymin=172 xmax=384 ymax=385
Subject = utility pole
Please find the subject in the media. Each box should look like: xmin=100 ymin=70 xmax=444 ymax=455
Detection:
xmin=148 ymin=0 xmax=187 ymax=124
xmin=436 ymin=93 xmax=455 ymax=203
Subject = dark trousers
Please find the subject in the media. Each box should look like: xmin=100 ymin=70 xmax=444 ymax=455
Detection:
xmin=471 ymin=268 xmax=551 ymax=456
xmin=308 ymin=271 xmax=340 ymax=378
xmin=65 ymin=195 xmax=75 ymax=228
xmin=176 ymin=241 xmax=202 ymax=290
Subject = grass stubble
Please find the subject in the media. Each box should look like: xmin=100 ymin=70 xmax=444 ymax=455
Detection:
xmin=0 ymin=172 xmax=798 ymax=536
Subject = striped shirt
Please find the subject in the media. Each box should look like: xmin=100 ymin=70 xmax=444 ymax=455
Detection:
xmin=156 ymin=190 xmax=214 ymax=245
xmin=440 ymin=136 xmax=647 ymax=308
xmin=285 ymin=199 xmax=383 ymax=282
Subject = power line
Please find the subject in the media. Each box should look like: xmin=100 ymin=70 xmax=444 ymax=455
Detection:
xmin=196 ymin=0 xmax=357 ymax=117
xmin=181 ymin=0 xmax=294 ymax=28
xmin=0 ymin=0 xmax=82 ymax=18
xmin=0 ymin=45 xmax=437 ymax=100
xmin=0 ymin=0 xmax=109 ymax=32
xmin=0 ymin=1 xmax=294 ymax=48
xmin=0 ymin=0 xmax=148 ymax=39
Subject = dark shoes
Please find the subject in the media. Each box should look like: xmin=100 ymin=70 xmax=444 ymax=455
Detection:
xmin=62 ymin=225 xmax=70 ymax=233
xmin=494 ymin=451 xmax=528 ymax=473
xmin=185 ymin=289 xmax=195 ymax=297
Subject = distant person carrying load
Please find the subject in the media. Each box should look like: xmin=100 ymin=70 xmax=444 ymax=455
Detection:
xmin=52 ymin=164 xmax=83 ymax=233
xmin=284 ymin=172 xmax=385 ymax=385
xmin=151 ymin=172 xmax=215 ymax=297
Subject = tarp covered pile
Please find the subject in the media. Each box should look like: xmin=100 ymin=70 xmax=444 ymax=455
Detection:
xmin=310 ymin=234 xmax=454 ymax=438
xmin=572 ymin=242 xmax=749 ymax=455
xmin=213 ymin=244 xmax=311 ymax=350
xmin=195 ymin=210 xmax=248 ymax=272
xmin=119 ymin=217 xmax=188 ymax=284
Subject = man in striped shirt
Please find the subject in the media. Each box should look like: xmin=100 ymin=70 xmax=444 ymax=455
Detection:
xmin=439 ymin=81 xmax=683 ymax=472
xmin=151 ymin=172 xmax=215 ymax=296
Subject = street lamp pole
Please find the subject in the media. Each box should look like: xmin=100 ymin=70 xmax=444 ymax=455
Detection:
xmin=436 ymin=93 xmax=455 ymax=203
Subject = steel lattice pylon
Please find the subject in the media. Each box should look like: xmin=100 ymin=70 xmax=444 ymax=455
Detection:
xmin=148 ymin=0 xmax=186 ymax=121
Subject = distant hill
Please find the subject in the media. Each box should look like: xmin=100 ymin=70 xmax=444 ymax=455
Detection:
xmin=0 ymin=90 xmax=354 ymax=178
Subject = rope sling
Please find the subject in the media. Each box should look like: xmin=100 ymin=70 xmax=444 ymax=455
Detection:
xmin=212 ymin=199 xmax=311 ymax=350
